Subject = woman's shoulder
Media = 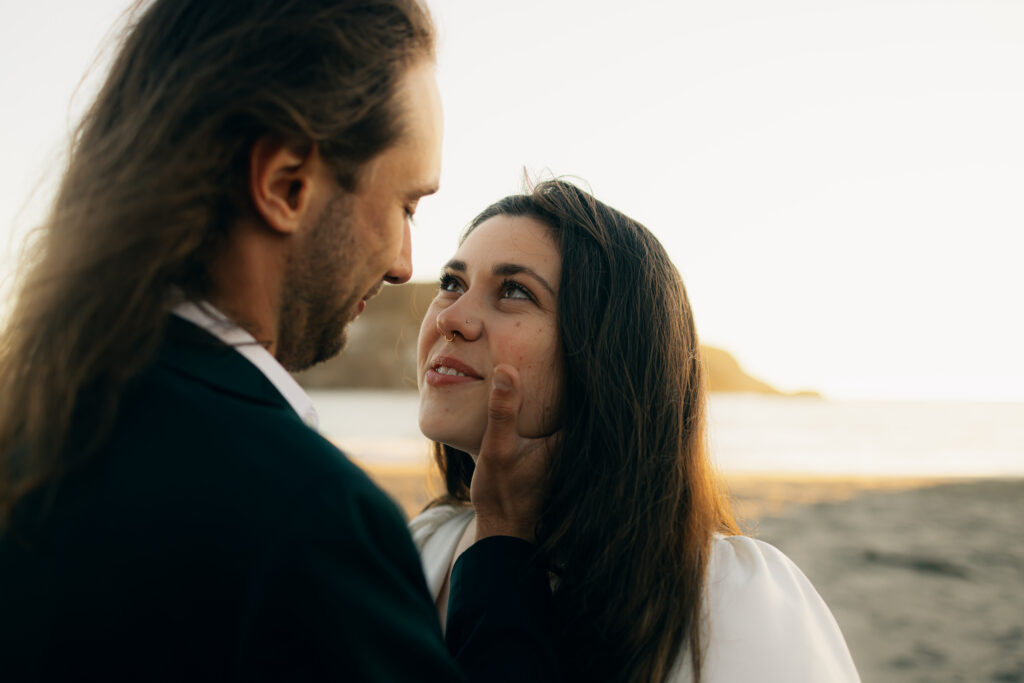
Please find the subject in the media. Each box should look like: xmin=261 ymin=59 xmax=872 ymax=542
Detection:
xmin=681 ymin=534 xmax=861 ymax=682
xmin=407 ymin=503 xmax=475 ymax=600
xmin=408 ymin=502 xmax=473 ymax=551
xmin=707 ymin=534 xmax=818 ymax=594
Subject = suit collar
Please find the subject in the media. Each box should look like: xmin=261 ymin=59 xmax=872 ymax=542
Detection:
xmin=158 ymin=316 xmax=309 ymax=421
xmin=168 ymin=301 xmax=319 ymax=429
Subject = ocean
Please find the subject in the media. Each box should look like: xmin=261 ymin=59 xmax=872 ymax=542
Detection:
xmin=308 ymin=390 xmax=1024 ymax=477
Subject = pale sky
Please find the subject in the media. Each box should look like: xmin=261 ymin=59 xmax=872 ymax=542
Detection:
xmin=2 ymin=0 xmax=1023 ymax=401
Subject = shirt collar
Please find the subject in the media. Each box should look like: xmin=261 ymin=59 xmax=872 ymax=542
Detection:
xmin=171 ymin=301 xmax=319 ymax=430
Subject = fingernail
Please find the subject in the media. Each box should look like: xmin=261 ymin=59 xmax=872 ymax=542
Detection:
xmin=493 ymin=369 xmax=511 ymax=391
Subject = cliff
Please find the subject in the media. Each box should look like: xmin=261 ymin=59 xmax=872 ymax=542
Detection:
xmin=293 ymin=282 xmax=811 ymax=396
xmin=700 ymin=345 xmax=780 ymax=395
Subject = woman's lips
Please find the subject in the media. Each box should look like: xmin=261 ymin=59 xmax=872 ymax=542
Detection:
xmin=425 ymin=355 xmax=483 ymax=387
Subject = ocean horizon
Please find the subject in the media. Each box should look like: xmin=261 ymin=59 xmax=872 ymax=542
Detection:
xmin=308 ymin=390 xmax=1024 ymax=478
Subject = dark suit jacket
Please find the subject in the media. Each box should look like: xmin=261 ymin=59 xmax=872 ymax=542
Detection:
xmin=0 ymin=317 xmax=555 ymax=681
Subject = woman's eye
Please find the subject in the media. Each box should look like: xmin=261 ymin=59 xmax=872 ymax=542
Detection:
xmin=439 ymin=273 xmax=463 ymax=293
xmin=501 ymin=279 xmax=532 ymax=300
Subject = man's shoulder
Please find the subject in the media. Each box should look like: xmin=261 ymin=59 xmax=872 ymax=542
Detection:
xmin=125 ymin=354 xmax=318 ymax=453
xmin=107 ymin=349 xmax=386 ymax=524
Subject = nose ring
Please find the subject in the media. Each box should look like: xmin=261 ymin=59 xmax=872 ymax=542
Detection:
xmin=438 ymin=318 xmax=469 ymax=343
xmin=438 ymin=319 xmax=457 ymax=343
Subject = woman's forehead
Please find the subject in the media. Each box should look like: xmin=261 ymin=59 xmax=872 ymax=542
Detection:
xmin=455 ymin=215 xmax=560 ymax=276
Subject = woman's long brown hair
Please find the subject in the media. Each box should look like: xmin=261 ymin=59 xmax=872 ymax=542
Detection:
xmin=0 ymin=0 xmax=435 ymax=527
xmin=430 ymin=179 xmax=739 ymax=682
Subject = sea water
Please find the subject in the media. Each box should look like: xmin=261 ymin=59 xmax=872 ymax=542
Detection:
xmin=308 ymin=390 xmax=1024 ymax=477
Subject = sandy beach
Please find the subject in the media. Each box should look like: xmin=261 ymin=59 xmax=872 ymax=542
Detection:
xmin=356 ymin=460 xmax=1024 ymax=682
xmin=752 ymin=477 xmax=1024 ymax=682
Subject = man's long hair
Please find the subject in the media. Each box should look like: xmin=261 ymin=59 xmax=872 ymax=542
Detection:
xmin=0 ymin=0 xmax=435 ymax=526
xmin=430 ymin=180 xmax=739 ymax=683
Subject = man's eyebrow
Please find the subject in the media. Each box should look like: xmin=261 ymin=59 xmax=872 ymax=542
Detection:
xmin=408 ymin=183 xmax=440 ymax=200
xmin=493 ymin=263 xmax=555 ymax=296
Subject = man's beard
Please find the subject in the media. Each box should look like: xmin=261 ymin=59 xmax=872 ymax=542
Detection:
xmin=276 ymin=191 xmax=357 ymax=372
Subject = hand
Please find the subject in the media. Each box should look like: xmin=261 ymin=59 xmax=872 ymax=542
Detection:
xmin=470 ymin=364 xmax=559 ymax=543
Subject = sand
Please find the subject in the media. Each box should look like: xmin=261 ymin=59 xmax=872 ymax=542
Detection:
xmin=355 ymin=460 xmax=1024 ymax=683
xmin=752 ymin=478 xmax=1024 ymax=682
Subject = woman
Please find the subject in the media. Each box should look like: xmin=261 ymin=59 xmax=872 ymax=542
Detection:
xmin=410 ymin=180 xmax=860 ymax=682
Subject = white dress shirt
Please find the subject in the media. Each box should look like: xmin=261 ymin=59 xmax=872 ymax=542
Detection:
xmin=171 ymin=300 xmax=319 ymax=430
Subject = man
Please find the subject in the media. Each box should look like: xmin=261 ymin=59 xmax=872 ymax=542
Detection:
xmin=0 ymin=1 xmax=556 ymax=680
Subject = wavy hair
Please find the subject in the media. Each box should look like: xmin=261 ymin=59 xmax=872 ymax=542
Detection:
xmin=0 ymin=0 xmax=435 ymax=526
xmin=430 ymin=179 xmax=739 ymax=682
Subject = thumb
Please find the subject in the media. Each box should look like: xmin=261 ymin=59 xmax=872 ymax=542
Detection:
xmin=482 ymin=365 xmax=521 ymax=457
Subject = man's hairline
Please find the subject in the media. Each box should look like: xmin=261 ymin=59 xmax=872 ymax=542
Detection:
xmin=341 ymin=57 xmax=440 ymax=198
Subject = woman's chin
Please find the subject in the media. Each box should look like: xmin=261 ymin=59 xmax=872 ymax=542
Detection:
xmin=419 ymin=424 xmax=481 ymax=459
xmin=418 ymin=404 xmax=484 ymax=455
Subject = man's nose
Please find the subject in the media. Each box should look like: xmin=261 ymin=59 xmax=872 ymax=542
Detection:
xmin=384 ymin=222 xmax=413 ymax=284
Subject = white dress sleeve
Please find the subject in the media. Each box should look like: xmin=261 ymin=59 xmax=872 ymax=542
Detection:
xmin=671 ymin=535 xmax=861 ymax=682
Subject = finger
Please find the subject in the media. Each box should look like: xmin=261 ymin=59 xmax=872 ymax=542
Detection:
xmin=481 ymin=364 xmax=521 ymax=461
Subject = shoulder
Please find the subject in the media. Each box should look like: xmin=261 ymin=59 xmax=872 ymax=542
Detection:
xmin=121 ymin=349 xmax=352 ymax=484
xmin=685 ymin=535 xmax=861 ymax=682
xmin=111 ymin=352 xmax=396 ymax=538
xmin=408 ymin=503 xmax=473 ymax=552
xmin=707 ymin=534 xmax=817 ymax=598
xmin=407 ymin=504 xmax=474 ymax=599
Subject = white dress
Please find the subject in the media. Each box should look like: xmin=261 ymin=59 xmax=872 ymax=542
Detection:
xmin=409 ymin=505 xmax=861 ymax=683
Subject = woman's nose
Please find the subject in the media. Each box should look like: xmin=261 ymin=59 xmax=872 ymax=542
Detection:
xmin=435 ymin=298 xmax=482 ymax=342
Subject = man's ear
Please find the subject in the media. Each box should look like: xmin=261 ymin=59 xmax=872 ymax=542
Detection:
xmin=248 ymin=136 xmax=325 ymax=235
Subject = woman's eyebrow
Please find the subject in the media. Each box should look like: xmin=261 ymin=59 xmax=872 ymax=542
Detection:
xmin=493 ymin=263 xmax=555 ymax=296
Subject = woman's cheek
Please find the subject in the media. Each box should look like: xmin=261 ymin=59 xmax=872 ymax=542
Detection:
xmin=510 ymin=347 xmax=562 ymax=438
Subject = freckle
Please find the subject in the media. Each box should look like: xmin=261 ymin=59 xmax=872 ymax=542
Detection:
xmin=516 ymin=322 xmax=521 ymax=328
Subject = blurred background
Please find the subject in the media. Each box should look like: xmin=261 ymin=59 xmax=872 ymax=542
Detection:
xmin=2 ymin=1 xmax=1022 ymax=680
